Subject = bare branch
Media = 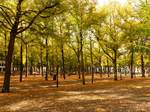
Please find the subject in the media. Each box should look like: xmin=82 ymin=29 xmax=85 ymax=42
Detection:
xmin=0 ymin=4 xmax=15 ymax=15
xmin=0 ymin=20 xmax=11 ymax=30
xmin=0 ymin=7 xmax=13 ymax=27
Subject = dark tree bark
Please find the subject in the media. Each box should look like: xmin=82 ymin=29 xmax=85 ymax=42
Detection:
xmin=45 ymin=38 xmax=48 ymax=81
xmin=61 ymin=44 xmax=65 ymax=79
xmin=56 ymin=65 xmax=59 ymax=88
xmin=130 ymin=47 xmax=134 ymax=79
xmin=40 ymin=45 xmax=43 ymax=76
xmin=77 ymin=42 xmax=81 ymax=79
xmin=30 ymin=59 xmax=33 ymax=75
xmin=2 ymin=0 xmax=23 ymax=93
xmin=12 ymin=57 xmax=15 ymax=73
xmin=90 ymin=36 xmax=94 ymax=84
xmin=4 ymin=31 xmax=7 ymax=58
xmin=80 ymin=31 xmax=85 ymax=85
xmin=19 ymin=41 xmax=23 ymax=82
xmin=99 ymin=56 xmax=102 ymax=78
xmin=25 ymin=44 xmax=28 ymax=77
xmin=77 ymin=55 xmax=81 ymax=79
xmin=2 ymin=31 xmax=16 ymax=92
xmin=56 ymin=47 xmax=59 ymax=87
xmin=141 ymin=53 xmax=145 ymax=77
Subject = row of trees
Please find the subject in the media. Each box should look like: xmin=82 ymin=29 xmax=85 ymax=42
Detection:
xmin=0 ymin=0 xmax=149 ymax=93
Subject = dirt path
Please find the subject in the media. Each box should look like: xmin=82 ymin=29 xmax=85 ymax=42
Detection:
xmin=0 ymin=75 xmax=150 ymax=112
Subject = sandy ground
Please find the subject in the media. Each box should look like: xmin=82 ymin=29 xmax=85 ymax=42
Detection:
xmin=0 ymin=74 xmax=150 ymax=112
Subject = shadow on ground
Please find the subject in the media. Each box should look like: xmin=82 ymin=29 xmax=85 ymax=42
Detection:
xmin=0 ymin=75 xmax=150 ymax=112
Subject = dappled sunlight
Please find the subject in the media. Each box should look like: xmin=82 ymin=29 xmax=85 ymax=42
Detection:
xmin=10 ymin=100 xmax=34 ymax=111
xmin=134 ymin=86 xmax=143 ymax=89
xmin=59 ymin=90 xmax=112 ymax=95
xmin=128 ymin=85 xmax=150 ymax=90
xmin=39 ymin=85 xmax=50 ymax=88
xmin=95 ymin=108 xmax=107 ymax=112
xmin=3 ymin=100 xmax=37 ymax=111
xmin=58 ymin=90 xmax=133 ymax=102
xmin=144 ymin=85 xmax=150 ymax=88
xmin=58 ymin=94 xmax=105 ymax=101
xmin=1 ymin=98 xmax=55 ymax=112
xmin=119 ymin=88 xmax=129 ymax=91
xmin=143 ymin=93 xmax=150 ymax=97
xmin=104 ymin=94 xmax=132 ymax=99
xmin=135 ymin=96 xmax=150 ymax=101
xmin=0 ymin=76 xmax=150 ymax=112
xmin=0 ymin=0 xmax=149 ymax=111
xmin=51 ymin=84 xmax=64 ymax=87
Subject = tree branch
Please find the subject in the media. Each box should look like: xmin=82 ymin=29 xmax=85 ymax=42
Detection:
xmin=17 ymin=3 xmax=59 ymax=34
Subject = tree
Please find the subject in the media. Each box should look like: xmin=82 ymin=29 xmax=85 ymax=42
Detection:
xmin=138 ymin=0 xmax=150 ymax=77
xmin=68 ymin=0 xmax=88 ymax=84
xmin=1 ymin=0 xmax=60 ymax=93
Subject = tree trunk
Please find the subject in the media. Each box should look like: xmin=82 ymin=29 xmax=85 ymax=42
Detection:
xmin=4 ymin=32 xmax=7 ymax=59
xmin=80 ymin=31 xmax=85 ymax=85
xmin=40 ymin=46 xmax=43 ymax=77
xmin=90 ymin=36 xmax=94 ymax=84
xmin=130 ymin=47 xmax=134 ymax=79
xmin=2 ymin=0 xmax=23 ymax=93
xmin=81 ymin=52 xmax=85 ymax=85
xmin=12 ymin=56 xmax=15 ymax=72
xmin=30 ymin=60 xmax=33 ymax=75
xmin=119 ymin=66 xmax=122 ymax=80
xmin=113 ymin=50 xmax=117 ymax=80
xmin=99 ymin=56 xmax=102 ymax=78
xmin=25 ymin=44 xmax=28 ymax=77
xmin=20 ymin=41 xmax=23 ymax=82
xmin=107 ymin=58 xmax=110 ymax=77
xmin=77 ymin=43 xmax=81 ymax=79
xmin=2 ymin=32 xmax=16 ymax=93
xmin=61 ymin=44 xmax=65 ymax=79
xmin=45 ymin=38 xmax=48 ymax=81
xmin=141 ymin=53 xmax=145 ymax=77
xmin=56 ymin=65 xmax=59 ymax=88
